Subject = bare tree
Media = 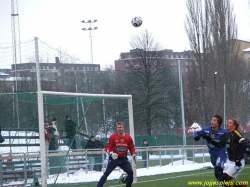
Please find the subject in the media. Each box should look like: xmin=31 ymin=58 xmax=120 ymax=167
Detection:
xmin=126 ymin=29 xmax=180 ymax=136
xmin=185 ymin=0 xmax=248 ymax=126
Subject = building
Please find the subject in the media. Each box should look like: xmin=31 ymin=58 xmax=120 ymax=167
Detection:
xmin=0 ymin=57 xmax=101 ymax=92
xmin=10 ymin=57 xmax=100 ymax=78
xmin=114 ymin=49 xmax=196 ymax=75
xmin=235 ymin=39 xmax=250 ymax=66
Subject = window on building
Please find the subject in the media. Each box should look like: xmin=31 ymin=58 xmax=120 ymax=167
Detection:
xmin=247 ymin=54 xmax=250 ymax=59
xmin=170 ymin=61 xmax=173 ymax=65
xmin=83 ymin=67 xmax=86 ymax=71
xmin=53 ymin=66 xmax=56 ymax=70
xmin=166 ymin=55 xmax=168 ymax=58
xmin=95 ymin=67 xmax=99 ymax=71
xmin=87 ymin=67 xmax=89 ymax=71
xmin=181 ymin=55 xmax=183 ymax=58
xmin=174 ymin=61 xmax=177 ymax=65
xmin=32 ymin=66 xmax=35 ymax=69
xmin=176 ymin=55 xmax=178 ymax=58
xmin=126 ymin=62 xmax=129 ymax=66
xmin=70 ymin=67 xmax=74 ymax=71
xmin=171 ymin=55 xmax=173 ymax=58
xmin=186 ymin=62 xmax=188 ymax=65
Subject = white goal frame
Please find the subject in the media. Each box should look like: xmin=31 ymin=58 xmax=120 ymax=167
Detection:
xmin=37 ymin=90 xmax=136 ymax=186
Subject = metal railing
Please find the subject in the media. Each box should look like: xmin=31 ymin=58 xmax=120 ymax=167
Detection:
xmin=0 ymin=145 xmax=209 ymax=186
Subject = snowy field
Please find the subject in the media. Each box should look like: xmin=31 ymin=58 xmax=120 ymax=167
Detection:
xmin=3 ymin=159 xmax=212 ymax=186
xmin=0 ymin=131 xmax=211 ymax=186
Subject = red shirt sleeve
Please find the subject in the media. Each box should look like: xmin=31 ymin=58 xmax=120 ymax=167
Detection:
xmin=105 ymin=135 xmax=114 ymax=154
xmin=128 ymin=135 xmax=136 ymax=155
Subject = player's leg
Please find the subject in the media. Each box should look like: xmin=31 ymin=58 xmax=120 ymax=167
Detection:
xmin=97 ymin=158 xmax=119 ymax=187
xmin=215 ymin=155 xmax=227 ymax=181
xmin=219 ymin=173 xmax=234 ymax=187
xmin=119 ymin=158 xmax=133 ymax=187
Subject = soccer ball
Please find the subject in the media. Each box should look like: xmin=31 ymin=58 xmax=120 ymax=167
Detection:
xmin=131 ymin=16 xmax=142 ymax=27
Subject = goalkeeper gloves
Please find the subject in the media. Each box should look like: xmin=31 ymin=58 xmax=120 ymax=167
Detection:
xmin=110 ymin=152 xmax=118 ymax=160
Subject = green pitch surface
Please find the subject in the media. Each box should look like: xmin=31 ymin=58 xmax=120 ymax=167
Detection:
xmin=49 ymin=166 xmax=250 ymax=187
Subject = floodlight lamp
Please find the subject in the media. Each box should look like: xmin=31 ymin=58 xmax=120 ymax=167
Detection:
xmin=214 ymin=71 xmax=218 ymax=75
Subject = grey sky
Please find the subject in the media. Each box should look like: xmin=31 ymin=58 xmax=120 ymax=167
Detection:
xmin=0 ymin=0 xmax=249 ymax=68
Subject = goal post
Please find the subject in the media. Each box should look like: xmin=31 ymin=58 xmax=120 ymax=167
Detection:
xmin=38 ymin=91 xmax=136 ymax=186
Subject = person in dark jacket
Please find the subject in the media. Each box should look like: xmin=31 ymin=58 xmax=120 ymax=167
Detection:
xmin=94 ymin=135 xmax=105 ymax=171
xmin=64 ymin=115 xmax=77 ymax=149
xmin=142 ymin=140 xmax=149 ymax=168
xmin=85 ymin=136 xmax=96 ymax=171
xmin=203 ymin=118 xmax=249 ymax=187
xmin=48 ymin=122 xmax=56 ymax=150
xmin=85 ymin=136 xmax=96 ymax=149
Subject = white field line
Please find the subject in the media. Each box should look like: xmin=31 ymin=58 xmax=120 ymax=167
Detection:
xmin=109 ymin=166 xmax=250 ymax=187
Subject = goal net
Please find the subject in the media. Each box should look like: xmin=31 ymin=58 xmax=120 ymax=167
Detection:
xmin=0 ymin=91 xmax=136 ymax=186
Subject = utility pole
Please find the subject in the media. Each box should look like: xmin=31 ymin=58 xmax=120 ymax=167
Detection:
xmin=11 ymin=0 xmax=21 ymax=91
xmin=11 ymin=0 xmax=21 ymax=128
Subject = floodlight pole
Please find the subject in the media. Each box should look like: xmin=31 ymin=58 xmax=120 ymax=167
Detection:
xmin=81 ymin=19 xmax=98 ymax=64
xmin=35 ymin=37 xmax=47 ymax=187
xmin=178 ymin=60 xmax=186 ymax=146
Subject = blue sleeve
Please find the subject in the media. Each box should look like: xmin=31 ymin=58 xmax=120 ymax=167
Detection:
xmin=194 ymin=128 xmax=205 ymax=138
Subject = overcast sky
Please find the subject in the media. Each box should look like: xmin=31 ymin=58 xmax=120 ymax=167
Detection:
xmin=0 ymin=0 xmax=250 ymax=69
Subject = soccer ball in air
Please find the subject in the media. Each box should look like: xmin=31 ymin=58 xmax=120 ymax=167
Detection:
xmin=131 ymin=16 xmax=142 ymax=27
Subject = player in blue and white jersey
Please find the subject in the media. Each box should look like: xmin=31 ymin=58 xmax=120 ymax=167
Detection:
xmin=194 ymin=114 xmax=228 ymax=181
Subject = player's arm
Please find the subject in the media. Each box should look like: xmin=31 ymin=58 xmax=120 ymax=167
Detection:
xmin=128 ymin=136 xmax=136 ymax=163
xmin=203 ymin=134 xmax=226 ymax=148
xmin=234 ymin=131 xmax=249 ymax=162
xmin=128 ymin=137 xmax=136 ymax=155
xmin=193 ymin=128 xmax=204 ymax=141
xmin=105 ymin=136 xmax=114 ymax=154
xmin=105 ymin=136 xmax=118 ymax=160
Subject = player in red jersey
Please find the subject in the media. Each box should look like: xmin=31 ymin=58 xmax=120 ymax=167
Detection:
xmin=97 ymin=122 xmax=136 ymax=187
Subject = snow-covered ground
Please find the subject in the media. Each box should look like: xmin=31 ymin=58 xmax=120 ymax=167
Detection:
xmin=1 ymin=131 xmax=212 ymax=186
xmin=11 ymin=159 xmax=211 ymax=186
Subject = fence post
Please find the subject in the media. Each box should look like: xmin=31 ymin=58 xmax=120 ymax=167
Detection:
xmin=159 ymin=146 xmax=162 ymax=167
xmin=102 ymin=151 xmax=104 ymax=172
xmin=66 ymin=155 xmax=69 ymax=177
xmin=192 ymin=146 xmax=195 ymax=164
xmin=146 ymin=148 xmax=149 ymax=168
xmin=182 ymin=146 xmax=185 ymax=165
xmin=85 ymin=152 xmax=88 ymax=174
xmin=0 ymin=157 xmax=3 ymax=187
xmin=202 ymin=146 xmax=205 ymax=163
xmin=24 ymin=154 xmax=27 ymax=184
xmin=171 ymin=146 xmax=173 ymax=166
